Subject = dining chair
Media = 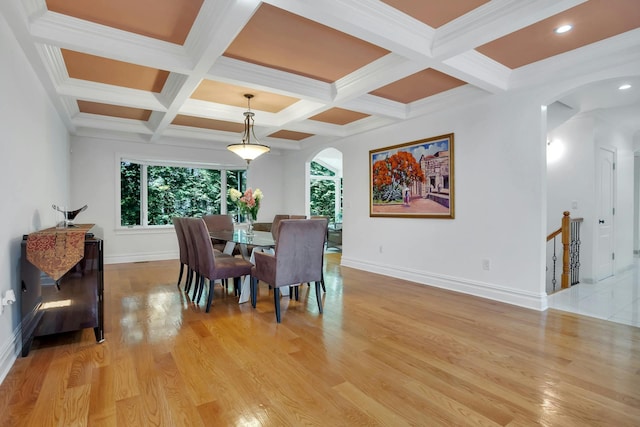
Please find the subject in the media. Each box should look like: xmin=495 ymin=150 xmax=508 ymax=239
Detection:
xmin=181 ymin=217 xmax=201 ymax=297
xmin=181 ymin=217 xmax=225 ymax=301
xmin=202 ymin=214 xmax=235 ymax=252
xmin=270 ymin=214 xmax=290 ymax=240
xmin=172 ymin=217 xmax=189 ymax=290
xmin=309 ymin=215 xmax=329 ymax=293
xmin=250 ymin=219 xmax=327 ymax=323
xmin=188 ymin=218 xmax=253 ymax=312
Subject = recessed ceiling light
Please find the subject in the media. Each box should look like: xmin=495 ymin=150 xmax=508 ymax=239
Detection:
xmin=555 ymin=24 xmax=573 ymax=34
xmin=618 ymin=84 xmax=632 ymax=90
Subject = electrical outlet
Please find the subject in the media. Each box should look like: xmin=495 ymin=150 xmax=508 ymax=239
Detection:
xmin=482 ymin=259 xmax=491 ymax=271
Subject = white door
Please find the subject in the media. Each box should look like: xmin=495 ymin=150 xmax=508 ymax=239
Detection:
xmin=596 ymin=147 xmax=615 ymax=281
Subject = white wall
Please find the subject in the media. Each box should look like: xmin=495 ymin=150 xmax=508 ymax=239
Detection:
xmin=594 ymin=117 xmax=635 ymax=273
xmin=547 ymin=115 xmax=597 ymax=282
xmin=284 ymin=90 xmax=550 ymax=310
xmin=546 ymin=112 xmax=636 ymax=282
xmin=0 ymin=15 xmax=70 ymax=383
xmin=70 ymin=136 xmax=287 ymax=263
xmin=635 ymin=153 xmax=640 ymax=256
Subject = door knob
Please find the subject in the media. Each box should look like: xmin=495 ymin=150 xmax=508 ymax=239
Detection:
xmin=598 ymin=219 xmax=605 ymax=224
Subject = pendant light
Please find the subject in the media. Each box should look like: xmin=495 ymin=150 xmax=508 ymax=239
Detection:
xmin=227 ymin=94 xmax=270 ymax=163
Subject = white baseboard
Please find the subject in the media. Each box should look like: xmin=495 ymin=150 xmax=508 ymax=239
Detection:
xmin=106 ymin=250 xmax=178 ymax=264
xmin=340 ymin=256 xmax=548 ymax=311
xmin=0 ymin=323 xmax=21 ymax=386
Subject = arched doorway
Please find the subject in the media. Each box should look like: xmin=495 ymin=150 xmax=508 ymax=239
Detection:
xmin=308 ymin=147 xmax=343 ymax=224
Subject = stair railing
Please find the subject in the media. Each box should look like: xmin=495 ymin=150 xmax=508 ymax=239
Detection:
xmin=546 ymin=211 xmax=583 ymax=291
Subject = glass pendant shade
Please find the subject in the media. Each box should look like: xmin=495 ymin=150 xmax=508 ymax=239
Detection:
xmin=227 ymin=141 xmax=270 ymax=160
xmin=227 ymin=94 xmax=270 ymax=163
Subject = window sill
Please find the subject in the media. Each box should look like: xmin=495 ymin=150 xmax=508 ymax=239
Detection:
xmin=114 ymin=225 xmax=175 ymax=236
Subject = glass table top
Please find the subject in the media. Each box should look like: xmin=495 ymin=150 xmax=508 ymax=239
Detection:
xmin=209 ymin=230 xmax=275 ymax=247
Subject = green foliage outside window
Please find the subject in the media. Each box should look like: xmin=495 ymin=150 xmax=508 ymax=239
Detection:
xmin=311 ymin=161 xmax=335 ymax=177
xmin=148 ymin=166 xmax=222 ymax=225
xmin=226 ymin=170 xmax=246 ymax=221
xmin=310 ymin=161 xmax=342 ymax=223
xmin=120 ymin=161 xmax=245 ymax=226
xmin=121 ymin=162 xmax=141 ymax=226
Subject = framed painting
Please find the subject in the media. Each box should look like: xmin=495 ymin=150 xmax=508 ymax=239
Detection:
xmin=370 ymin=133 xmax=454 ymax=219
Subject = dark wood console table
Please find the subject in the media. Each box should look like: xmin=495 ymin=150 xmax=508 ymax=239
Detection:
xmin=20 ymin=227 xmax=104 ymax=356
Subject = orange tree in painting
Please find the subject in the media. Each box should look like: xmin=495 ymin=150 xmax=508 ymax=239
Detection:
xmin=372 ymin=151 xmax=425 ymax=203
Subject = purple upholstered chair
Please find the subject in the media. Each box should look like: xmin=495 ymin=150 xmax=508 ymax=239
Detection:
xmin=180 ymin=217 xmax=201 ymax=297
xmin=187 ymin=218 xmax=253 ymax=312
xmin=250 ymin=219 xmax=327 ymax=323
xmin=270 ymin=214 xmax=290 ymax=240
xmin=172 ymin=217 xmax=189 ymax=289
xmin=202 ymin=214 xmax=235 ymax=252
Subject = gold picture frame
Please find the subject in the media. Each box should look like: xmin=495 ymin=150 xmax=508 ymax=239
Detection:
xmin=369 ymin=133 xmax=454 ymax=219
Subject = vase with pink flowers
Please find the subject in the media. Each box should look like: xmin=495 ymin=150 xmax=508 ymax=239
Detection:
xmin=229 ymin=188 xmax=263 ymax=235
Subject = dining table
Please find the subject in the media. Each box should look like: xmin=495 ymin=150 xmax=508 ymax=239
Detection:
xmin=209 ymin=229 xmax=288 ymax=303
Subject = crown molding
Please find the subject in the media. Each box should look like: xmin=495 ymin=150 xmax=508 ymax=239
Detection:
xmin=341 ymin=94 xmax=408 ymax=120
xmin=441 ymin=50 xmax=511 ymax=93
xmin=334 ymin=53 xmax=431 ymax=104
xmin=31 ymin=11 xmax=193 ymax=74
xmin=408 ymin=85 xmax=490 ymax=118
xmin=433 ymin=0 xmax=586 ymax=59
xmin=510 ymin=28 xmax=640 ymax=90
xmin=184 ymin=0 xmax=257 ymax=60
xmin=210 ymin=57 xmax=333 ymax=103
xmin=266 ymin=0 xmax=434 ymax=59
xmin=58 ymin=79 xmax=167 ymax=112
xmin=73 ymin=113 xmax=154 ymax=135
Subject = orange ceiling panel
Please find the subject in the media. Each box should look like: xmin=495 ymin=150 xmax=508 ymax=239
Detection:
xmin=309 ymin=108 xmax=370 ymax=125
xmin=370 ymin=68 xmax=466 ymax=104
xmin=77 ymin=101 xmax=152 ymax=121
xmin=224 ymin=3 xmax=389 ymax=83
xmin=172 ymin=115 xmax=244 ymax=133
xmin=46 ymin=0 xmax=203 ymax=45
xmin=191 ymin=80 xmax=299 ymax=113
xmin=477 ymin=0 xmax=640 ymax=69
xmin=380 ymin=0 xmax=489 ymax=28
xmin=9 ymin=0 xmax=635 ymax=145
xmin=61 ymin=49 xmax=169 ymax=93
xmin=269 ymin=130 xmax=314 ymax=141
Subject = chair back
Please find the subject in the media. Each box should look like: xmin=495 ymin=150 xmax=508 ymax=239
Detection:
xmin=310 ymin=215 xmax=329 ymax=243
xmin=191 ymin=218 xmax=216 ymax=279
xmin=202 ymin=214 xmax=234 ymax=232
xmin=274 ymin=219 xmax=326 ymax=286
xmin=182 ymin=218 xmax=201 ymax=273
xmin=271 ymin=214 xmax=290 ymax=239
xmin=203 ymin=214 xmax=234 ymax=252
xmin=187 ymin=218 xmax=217 ymax=277
xmin=172 ymin=217 xmax=188 ymax=264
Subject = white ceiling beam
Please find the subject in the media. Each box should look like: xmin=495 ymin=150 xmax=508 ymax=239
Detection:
xmin=264 ymin=0 xmax=435 ymax=59
xmin=149 ymin=0 xmax=261 ymax=141
xmin=432 ymin=0 xmax=588 ymax=59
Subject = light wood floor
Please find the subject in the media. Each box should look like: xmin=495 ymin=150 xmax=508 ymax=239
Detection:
xmin=1 ymin=253 xmax=639 ymax=426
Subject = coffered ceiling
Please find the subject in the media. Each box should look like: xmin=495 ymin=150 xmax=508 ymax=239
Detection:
xmin=2 ymin=0 xmax=639 ymax=151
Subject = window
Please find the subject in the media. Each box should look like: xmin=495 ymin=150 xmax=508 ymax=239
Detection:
xmin=120 ymin=160 xmax=246 ymax=227
xmin=309 ymin=161 xmax=342 ymax=223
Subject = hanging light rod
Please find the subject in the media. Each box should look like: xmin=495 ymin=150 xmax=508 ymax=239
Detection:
xmin=227 ymin=94 xmax=270 ymax=164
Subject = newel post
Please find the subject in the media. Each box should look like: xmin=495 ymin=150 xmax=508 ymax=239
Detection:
xmin=561 ymin=211 xmax=570 ymax=289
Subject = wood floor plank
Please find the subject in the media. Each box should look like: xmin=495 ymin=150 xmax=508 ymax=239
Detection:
xmin=58 ymin=384 xmax=91 ymax=427
xmin=0 ymin=255 xmax=638 ymax=426
xmin=88 ymin=365 xmax=116 ymax=426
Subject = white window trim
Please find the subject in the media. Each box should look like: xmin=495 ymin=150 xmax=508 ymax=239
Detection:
xmin=115 ymin=152 xmax=245 ymax=231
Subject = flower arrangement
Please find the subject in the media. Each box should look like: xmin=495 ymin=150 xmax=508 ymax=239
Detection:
xmin=229 ymin=188 xmax=263 ymax=221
